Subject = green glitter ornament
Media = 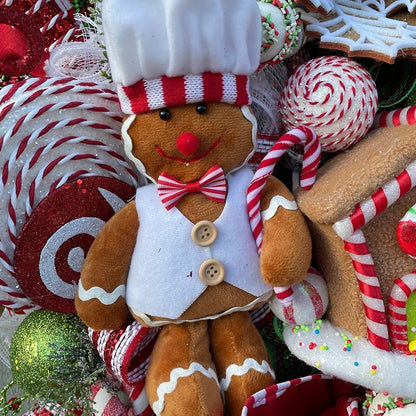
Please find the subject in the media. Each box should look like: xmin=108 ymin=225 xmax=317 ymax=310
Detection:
xmin=8 ymin=310 xmax=104 ymax=411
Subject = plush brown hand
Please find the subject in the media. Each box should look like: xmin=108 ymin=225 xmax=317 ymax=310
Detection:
xmin=259 ymin=176 xmax=312 ymax=287
xmin=75 ymin=200 xmax=138 ymax=330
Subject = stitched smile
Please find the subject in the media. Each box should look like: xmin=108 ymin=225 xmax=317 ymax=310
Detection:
xmin=155 ymin=138 xmax=220 ymax=164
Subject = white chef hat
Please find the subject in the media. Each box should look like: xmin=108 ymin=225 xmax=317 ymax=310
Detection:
xmin=102 ymin=0 xmax=261 ymax=114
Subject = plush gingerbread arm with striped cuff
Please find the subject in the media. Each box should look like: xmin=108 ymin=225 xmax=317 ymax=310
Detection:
xmin=75 ymin=200 xmax=139 ymax=330
xmin=259 ymin=176 xmax=312 ymax=287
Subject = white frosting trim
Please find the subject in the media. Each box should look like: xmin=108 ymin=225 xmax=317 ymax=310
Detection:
xmin=220 ymin=359 xmax=275 ymax=392
xmin=152 ymin=363 xmax=219 ymax=415
xmin=261 ymin=195 xmax=298 ymax=222
xmin=78 ymin=280 xmax=126 ymax=305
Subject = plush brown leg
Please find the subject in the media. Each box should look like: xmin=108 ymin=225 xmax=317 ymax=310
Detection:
xmin=209 ymin=312 xmax=275 ymax=416
xmin=146 ymin=321 xmax=223 ymax=416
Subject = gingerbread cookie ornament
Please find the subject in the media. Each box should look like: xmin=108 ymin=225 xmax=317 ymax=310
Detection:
xmin=76 ymin=1 xmax=315 ymax=415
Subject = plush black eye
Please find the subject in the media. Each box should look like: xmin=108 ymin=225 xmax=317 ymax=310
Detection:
xmin=159 ymin=108 xmax=171 ymax=121
xmin=196 ymin=103 xmax=207 ymax=115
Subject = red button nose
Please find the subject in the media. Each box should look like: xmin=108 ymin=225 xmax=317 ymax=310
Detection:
xmin=176 ymin=132 xmax=199 ymax=156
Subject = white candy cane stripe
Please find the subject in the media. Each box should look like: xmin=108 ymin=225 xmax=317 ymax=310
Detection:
xmin=242 ymin=374 xmax=333 ymax=414
xmin=346 ymin=397 xmax=361 ymax=416
xmin=247 ymin=126 xmax=319 ymax=306
xmin=247 ymin=126 xmax=319 ymax=252
xmin=343 ymin=230 xmax=390 ymax=351
xmin=219 ymin=359 xmax=274 ymax=392
xmin=374 ymin=105 xmax=416 ymax=129
xmin=0 ymin=77 xmax=140 ymax=313
xmin=40 ymin=10 xmax=68 ymax=34
xmin=26 ymin=0 xmax=52 ymax=15
xmin=153 ymin=363 xmax=219 ymax=415
xmin=333 ymin=160 xmax=416 ymax=240
xmin=388 ymin=273 xmax=416 ymax=352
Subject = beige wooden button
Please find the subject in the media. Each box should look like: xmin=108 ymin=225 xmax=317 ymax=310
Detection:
xmin=191 ymin=220 xmax=217 ymax=247
xmin=199 ymin=259 xmax=225 ymax=286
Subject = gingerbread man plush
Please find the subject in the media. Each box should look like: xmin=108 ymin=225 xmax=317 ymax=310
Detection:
xmin=75 ymin=0 xmax=312 ymax=414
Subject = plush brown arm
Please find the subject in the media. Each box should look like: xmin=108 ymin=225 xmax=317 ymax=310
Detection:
xmin=75 ymin=200 xmax=138 ymax=330
xmin=259 ymin=176 xmax=311 ymax=287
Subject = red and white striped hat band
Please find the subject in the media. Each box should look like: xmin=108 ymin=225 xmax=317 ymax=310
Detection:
xmin=117 ymin=72 xmax=251 ymax=114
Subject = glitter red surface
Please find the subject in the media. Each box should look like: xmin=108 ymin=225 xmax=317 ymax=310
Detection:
xmin=0 ymin=6 xmax=44 ymax=75
xmin=0 ymin=0 xmax=76 ymax=77
xmin=14 ymin=177 xmax=135 ymax=314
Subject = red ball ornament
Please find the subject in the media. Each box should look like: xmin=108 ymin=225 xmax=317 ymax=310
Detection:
xmin=14 ymin=177 xmax=135 ymax=314
xmin=0 ymin=6 xmax=44 ymax=75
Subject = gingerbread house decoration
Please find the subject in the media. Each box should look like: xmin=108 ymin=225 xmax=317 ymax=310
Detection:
xmin=282 ymin=110 xmax=416 ymax=398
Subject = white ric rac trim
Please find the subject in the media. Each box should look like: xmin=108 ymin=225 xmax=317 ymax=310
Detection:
xmin=78 ymin=280 xmax=125 ymax=305
xmin=220 ymin=359 xmax=275 ymax=392
xmin=152 ymin=363 xmax=219 ymax=415
xmin=261 ymin=195 xmax=298 ymax=222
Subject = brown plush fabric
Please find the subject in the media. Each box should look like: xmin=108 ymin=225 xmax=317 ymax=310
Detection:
xmin=296 ymin=125 xmax=416 ymax=223
xmin=75 ymin=200 xmax=138 ymax=330
xmin=294 ymin=124 xmax=416 ymax=341
xmin=126 ymin=103 xmax=254 ymax=182
xmin=146 ymin=321 xmax=223 ymax=416
xmin=209 ymin=312 xmax=275 ymax=416
xmin=260 ymin=176 xmax=312 ymax=287
xmin=307 ymin=221 xmax=367 ymax=337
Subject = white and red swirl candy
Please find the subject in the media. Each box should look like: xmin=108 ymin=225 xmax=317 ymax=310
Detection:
xmin=279 ymin=56 xmax=378 ymax=152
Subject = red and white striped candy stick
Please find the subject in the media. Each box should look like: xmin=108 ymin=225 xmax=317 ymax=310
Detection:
xmin=343 ymin=230 xmax=390 ymax=351
xmin=247 ymin=126 xmax=320 ymax=305
xmin=388 ymin=273 xmax=416 ymax=352
xmin=374 ymin=105 xmax=416 ymax=129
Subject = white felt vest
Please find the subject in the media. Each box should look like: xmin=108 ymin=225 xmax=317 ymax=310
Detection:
xmin=126 ymin=167 xmax=272 ymax=320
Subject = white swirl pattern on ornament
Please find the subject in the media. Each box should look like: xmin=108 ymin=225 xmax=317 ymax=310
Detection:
xmin=279 ymin=56 xmax=378 ymax=152
xmin=0 ymin=77 xmax=140 ymax=312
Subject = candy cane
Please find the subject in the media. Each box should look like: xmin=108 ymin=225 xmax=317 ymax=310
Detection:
xmin=343 ymin=230 xmax=390 ymax=351
xmin=247 ymin=126 xmax=320 ymax=305
xmin=333 ymin=160 xmax=416 ymax=240
xmin=388 ymin=273 xmax=416 ymax=352
xmin=374 ymin=105 xmax=416 ymax=129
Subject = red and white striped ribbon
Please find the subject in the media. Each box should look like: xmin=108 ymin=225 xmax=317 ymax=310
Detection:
xmin=88 ymin=320 xmax=159 ymax=415
xmin=0 ymin=77 xmax=140 ymax=312
xmin=242 ymin=374 xmax=334 ymax=415
xmin=333 ymin=160 xmax=416 ymax=240
xmin=374 ymin=105 xmax=416 ymax=129
xmin=157 ymin=164 xmax=226 ymax=210
xmin=343 ymin=230 xmax=390 ymax=351
xmin=247 ymin=126 xmax=320 ymax=305
xmin=388 ymin=273 xmax=416 ymax=352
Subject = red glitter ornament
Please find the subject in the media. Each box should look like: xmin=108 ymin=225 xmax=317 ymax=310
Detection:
xmin=0 ymin=6 xmax=44 ymax=75
xmin=14 ymin=177 xmax=135 ymax=314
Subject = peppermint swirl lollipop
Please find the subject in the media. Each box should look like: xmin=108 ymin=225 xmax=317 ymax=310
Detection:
xmin=279 ymin=56 xmax=378 ymax=152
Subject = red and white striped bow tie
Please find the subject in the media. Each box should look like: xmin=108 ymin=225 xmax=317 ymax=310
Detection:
xmin=157 ymin=164 xmax=227 ymax=210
